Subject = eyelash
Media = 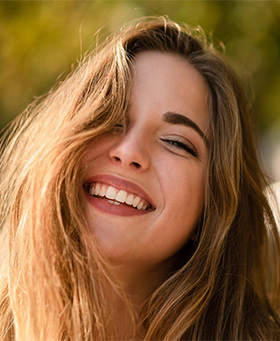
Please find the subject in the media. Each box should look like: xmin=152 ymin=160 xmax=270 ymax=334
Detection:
xmin=161 ymin=138 xmax=199 ymax=158
xmin=112 ymin=123 xmax=125 ymax=133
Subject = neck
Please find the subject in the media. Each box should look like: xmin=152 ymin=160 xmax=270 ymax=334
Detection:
xmin=104 ymin=257 xmax=178 ymax=339
xmin=113 ymin=256 xmax=178 ymax=302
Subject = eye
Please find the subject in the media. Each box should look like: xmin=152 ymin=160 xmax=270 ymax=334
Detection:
xmin=112 ymin=116 xmax=129 ymax=134
xmin=160 ymin=138 xmax=199 ymax=158
xmin=111 ymin=122 xmax=125 ymax=134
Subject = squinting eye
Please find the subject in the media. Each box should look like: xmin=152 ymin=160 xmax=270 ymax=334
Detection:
xmin=112 ymin=123 xmax=125 ymax=133
xmin=161 ymin=138 xmax=198 ymax=158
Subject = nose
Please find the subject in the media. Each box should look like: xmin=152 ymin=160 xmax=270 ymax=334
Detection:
xmin=109 ymin=131 xmax=150 ymax=171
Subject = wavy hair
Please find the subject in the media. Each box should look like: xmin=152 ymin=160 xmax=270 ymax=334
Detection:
xmin=0 ymin=17 xmax=279 ymax=340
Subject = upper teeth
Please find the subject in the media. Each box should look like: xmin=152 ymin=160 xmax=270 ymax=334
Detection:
xmin=88 ymin=183 xmax=150 ymax=211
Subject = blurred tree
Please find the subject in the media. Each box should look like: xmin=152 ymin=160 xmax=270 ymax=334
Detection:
xmin=1 ymin=1 xmax=280 ymax=177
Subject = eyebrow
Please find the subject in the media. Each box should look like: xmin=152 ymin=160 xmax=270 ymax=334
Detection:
xmin=162 ymin=111 xmax=209 ymax=147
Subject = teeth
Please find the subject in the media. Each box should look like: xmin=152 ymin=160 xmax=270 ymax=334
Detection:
xmin=107 ymin=199 xmax=121 ymax=205
xmin=132 ymin=196 xmax=141 ymax=208
xmin=90 ymin=185 xmax=95 ymax=196
xmin=88 ymin=183 xmax=151 ymax=211
xmin=106 ymin=186 xmax=117 ymax=200
xmin=99 ymin=185 xmax=106 ymax=197
xmin=126 ymin=194 xmax=134 ymax=205
xmin=137 ymin=201 xmax=144 ymax=210
xmin=115 ymin=190 xmax=127 ymax=203
xmin=95 ymin=183 xmax=101 ymax=196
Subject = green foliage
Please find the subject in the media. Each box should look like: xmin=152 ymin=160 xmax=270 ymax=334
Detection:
xmin=1 ymin=1 xmax=280 ymax=135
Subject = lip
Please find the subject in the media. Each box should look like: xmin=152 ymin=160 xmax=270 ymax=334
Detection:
xmin=84 ymin=174 xmax=156 ymax=216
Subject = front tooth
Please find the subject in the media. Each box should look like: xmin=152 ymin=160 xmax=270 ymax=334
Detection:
xmin=90 ymin=184 xmax=95 ymax=196
xmin=106 ymin=186 xmax=117 ymax=200
xmin=115 ymin=190 xmax=127 ymax=203
xmin=95 ymin=183 xmax=101 ymax=196
xmin=126 ymin=194 xmax=134 ymax=205
xmin=132 ymin=196 xmax=141 ymax=207
xmin=137 ymin=201 xmax=144 ymax=210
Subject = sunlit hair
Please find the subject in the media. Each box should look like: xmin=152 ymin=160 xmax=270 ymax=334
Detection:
xmin=1 ymin=16 xmax=279 ymax=340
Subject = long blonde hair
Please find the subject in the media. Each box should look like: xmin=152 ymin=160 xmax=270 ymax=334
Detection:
xmin=1 ymin=17 xmax=279 ymax=340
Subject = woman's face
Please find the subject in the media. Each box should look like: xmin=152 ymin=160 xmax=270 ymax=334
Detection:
xmin=82 ymin=51 xmax=209 ymax=272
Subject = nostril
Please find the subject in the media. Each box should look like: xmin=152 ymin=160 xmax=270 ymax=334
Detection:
xmin=112 ymin=156 xmax=121 ymax=162
xmin=131 ymin=161 xmax=141 ymax=169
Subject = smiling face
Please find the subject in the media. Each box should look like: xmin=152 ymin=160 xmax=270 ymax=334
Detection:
xmin=81 ymin=51 xmax=209 ymax=274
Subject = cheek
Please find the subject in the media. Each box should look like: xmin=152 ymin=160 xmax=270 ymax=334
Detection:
xmin=81 ymin=136 xmax=117 ymax=166
xmin=160 ymin=160 xmax=206 ymax=231
xmin=160 ymin=158 xmax=205 ymax=206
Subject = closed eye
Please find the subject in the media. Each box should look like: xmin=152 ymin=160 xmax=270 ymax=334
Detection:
xmin=111 ymin=122 xmax=125 ymax=134
xmin=160 ymin=138 xmax=199 ymax=158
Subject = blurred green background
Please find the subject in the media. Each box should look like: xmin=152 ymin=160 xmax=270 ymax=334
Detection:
xmin=0 ymin=1 xmax=280 ymax=180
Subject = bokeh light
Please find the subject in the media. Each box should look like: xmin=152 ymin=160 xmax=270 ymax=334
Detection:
xmin=1 ymin=1 xmax=279 ymax=180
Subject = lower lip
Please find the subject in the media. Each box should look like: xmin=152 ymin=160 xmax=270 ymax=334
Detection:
xmin=84 ymin=190 xmax=152 ymax=216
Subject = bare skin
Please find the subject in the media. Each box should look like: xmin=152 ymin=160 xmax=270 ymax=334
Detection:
xmin=82 ymin=51 xmax=209 ymax=338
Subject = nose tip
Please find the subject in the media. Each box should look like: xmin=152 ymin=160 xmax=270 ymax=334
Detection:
xmin=109 ymin=136 xmax=150 ymax=171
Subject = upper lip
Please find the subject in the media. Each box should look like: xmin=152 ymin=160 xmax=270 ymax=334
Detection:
xmin=84 ymin=174 xmax=156 ymax=209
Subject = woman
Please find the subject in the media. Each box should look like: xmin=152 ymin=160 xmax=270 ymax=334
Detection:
xmin=0 ymin=17 xmax=279 ymax=340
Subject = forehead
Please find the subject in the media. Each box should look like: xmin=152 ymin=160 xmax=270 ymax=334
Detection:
xmin=131 ymin=51 xmax=209 ymax=135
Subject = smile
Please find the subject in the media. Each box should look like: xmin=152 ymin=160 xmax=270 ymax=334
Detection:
xmin=85 ymin=183 xmax=152 ymax=211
